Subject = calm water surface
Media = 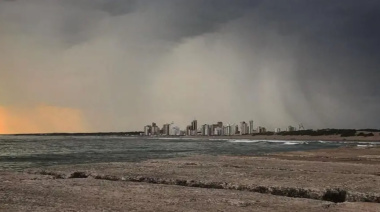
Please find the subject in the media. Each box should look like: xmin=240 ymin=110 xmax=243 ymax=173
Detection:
xmin=0 ymin=135 xmax=375 ymax=170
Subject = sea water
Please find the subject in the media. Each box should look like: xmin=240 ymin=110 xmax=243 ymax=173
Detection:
xmin=0 ymin=135 xmax=376 ymax=170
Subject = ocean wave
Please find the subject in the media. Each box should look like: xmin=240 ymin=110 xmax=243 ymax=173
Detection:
xmin=265 ymin=140 xmax=290 ymax=143
xmin=149 ymin=137 xmax=182 ymax=140
xmin=357 ymin=144 xmax=375 ymax=147
xmin=149 ymin=137 xmax=207 ymax=141
xmin=283 ymin=142 xmax=299 ymax=145
xmin=208 ymin=138 xmax=230 ymax=141
xmin=265 ymin=140 xmax=308 ymax=144
xmin=227 ymin=139 xmax=309 ymax=145
xmin=227 ymin=139 xmax=262 ymax=143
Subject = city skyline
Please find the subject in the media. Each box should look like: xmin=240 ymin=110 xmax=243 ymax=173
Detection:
xmin=143 ymin=119 xmax=303 ymax=136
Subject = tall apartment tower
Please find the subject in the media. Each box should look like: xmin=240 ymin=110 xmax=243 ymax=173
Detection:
xmin=202 ymin=124 xmax=210 ymax=136
xmin=257 ymin=126 xmax=267 ymax=133
xmin=144 ymin=125 xmax=152 ymax=136
xmin=234 ymin=125 xmax=239 ymax=135
xmin=230 ymin=124 xmax=236 ymax=135
xmin=186 ymin=125 xmax=192 ymax=135
xmin=240 ymin=121 xmax=249 ymax=135
xmin=162 ymin=124 xmax=170 ymax=135
xmin=191 ymin=120 xmax=197 ymax=132
xmin=210 ymin=124 xmax=215 ymax=136
xmin=223 ymin=125 xmax=231 ymax=136
xmin=249 ymin=120 xmax=254 ymax=134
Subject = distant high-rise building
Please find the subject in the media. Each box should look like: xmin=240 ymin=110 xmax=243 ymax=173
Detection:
xmin=144 ymin=125 xmax=152 ymax=136
xmin=287 ymin=126 xmax=296 ymax=132
xmin=152 ymin=126 xmax=160 ymax=135
xmin=217 ymin=122 xmax=223 ymax=128
xmin=191 ymin=120 xmax=197 ymax=130
xmin=169 ymin=123 xmax=174 ymax=135
xmin=169 ymin=123 xmax=180 ymax=136
xmin=214 ymin=127 xmax=222 ymax=136
xmin=275 ymin=128 xmax=281 ymax=133
xmin=210 ymin=124 xmax=215 ymax=136
xmin=162 ymin=124 xmax=170 ymax=135
xmin=191 ymin=120 xmax=197 ymax=135
xmin=202 ymin=124 xmax=210 ymax=136
xmin=223 ymin=125 xmax=231 ymax=136
xmin=149 ymin=122 xmax=159 ymax=135
xmin=230 ymin=124 xmax=236 ymax=135
xmin=206 ymin=124 xmax=211 ymax=136
xmin=249 ymin=120 xmax=254 ymax=134
xmin=240 ymin=122 xmax=249 ymax=135
xmin=234 ymin=125 xmax=239 ymax=135
xmin=257 ymin=126 xmax=267 ymax=133
xmin=186 ymin=125 xmax=192 ymax=136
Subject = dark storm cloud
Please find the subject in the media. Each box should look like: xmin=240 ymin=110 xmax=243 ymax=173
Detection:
xmin=213 ymin=0 xmax=380 ymax=128
xmin=278 ymin=1 xmax=380 ymax=96
xmin=0 ymin=0 xmax=379 ymax=132
xmin=62 ymin=0 xmax=137 ymax=16
xmin=127 ymin=0 xmax=260 ymax=41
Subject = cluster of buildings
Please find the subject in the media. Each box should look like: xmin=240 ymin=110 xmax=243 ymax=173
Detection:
xmin=143 ymin=120 xmax=300 ymax=136
xmin=196 ymin=121 xmax=254 ymax=136
xmin=144 ymin=122 xmax=181 ymax=136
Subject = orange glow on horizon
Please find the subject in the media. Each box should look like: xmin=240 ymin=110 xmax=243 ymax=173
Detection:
xmin=0 ymin=105 xmax=90 ymax=134
xmin=0 ymin=107 xmax=7 ymax=134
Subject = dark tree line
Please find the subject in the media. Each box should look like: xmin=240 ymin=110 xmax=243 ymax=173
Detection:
xmin=10 ymin=131 xmax=144 ymax=136
xmin=251 ymin=129 xmax=377 ymax=137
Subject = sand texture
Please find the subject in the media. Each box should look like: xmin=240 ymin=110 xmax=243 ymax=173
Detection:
xmin=1 ymin=146 xmax=380 ymax=211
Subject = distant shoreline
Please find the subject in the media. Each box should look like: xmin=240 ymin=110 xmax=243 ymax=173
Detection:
xmin=148 ymin=134 xmax=380 ymax=142
xmin=2 ymin=132 xmax=380 ymax=142
xmin=0 ymin=132 xmax=143 ymax=136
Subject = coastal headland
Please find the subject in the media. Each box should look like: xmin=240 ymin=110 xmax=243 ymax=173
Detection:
xmin=1 ymin=146 xmax=380 ymax=211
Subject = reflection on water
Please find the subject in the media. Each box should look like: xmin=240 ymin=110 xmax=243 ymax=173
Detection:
xmin=0 ymin=135 xmax=370 ymax=170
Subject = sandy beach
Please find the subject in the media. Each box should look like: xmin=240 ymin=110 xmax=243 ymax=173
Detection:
xmin=1 ymin=146 xmax=380 ymax=211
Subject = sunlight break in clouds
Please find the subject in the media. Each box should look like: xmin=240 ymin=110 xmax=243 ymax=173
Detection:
xmin=0 ymin=105 xmax=89 ymax=134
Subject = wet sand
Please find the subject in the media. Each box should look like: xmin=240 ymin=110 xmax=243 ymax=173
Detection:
xmin=1 ymin=146 xmax=380 ymax=211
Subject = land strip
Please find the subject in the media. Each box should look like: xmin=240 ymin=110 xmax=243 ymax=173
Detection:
xmin=1 ymin=146 xmax=380 ymax=211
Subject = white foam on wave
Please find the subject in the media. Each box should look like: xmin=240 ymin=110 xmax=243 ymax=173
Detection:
xmin=208 ymin=138 xmax=230 ymax=141
xmin=265 ymin=140 xmax=288 ymax=143
xmin=148 ymin=137 xmax=179 ymax=140
xmin=357 ymin=144 xmax=375 ymax=147
xmin=227 ymin=139 xmax=261 ymax=143
xmin=265 ymin=140 xmax=305 ymax=144
xmin=227 ymin=139 xmax=309 ymax=145
xmin=342 ymin=141 xmax=380 ymax=146
xmin=149 ymin=137 xmax=207 ymax=141
xmin=284 ymin=142 xmax=299 ymax=145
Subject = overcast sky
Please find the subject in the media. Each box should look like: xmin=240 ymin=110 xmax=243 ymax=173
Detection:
xmin=1 ymin=0 xmax=379 ymax=133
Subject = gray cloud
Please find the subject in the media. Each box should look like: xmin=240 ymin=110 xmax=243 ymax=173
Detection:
xmin=0 ymin=0 xmax=379 ymax=132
